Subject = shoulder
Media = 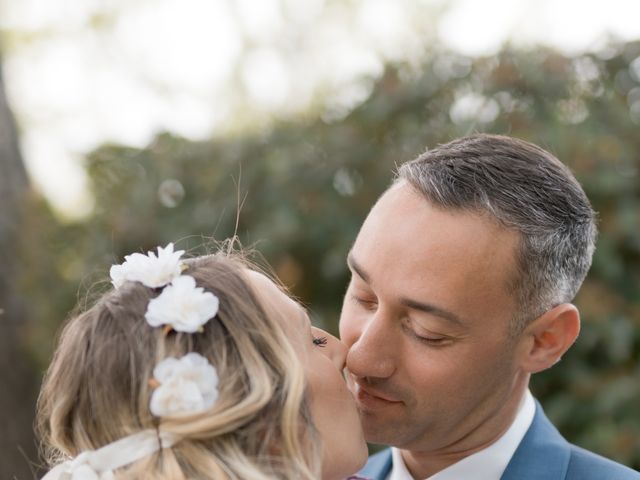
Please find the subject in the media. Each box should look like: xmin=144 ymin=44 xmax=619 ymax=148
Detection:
xmin=356 ymin=449 xmax=393 ymax=480
xmin=565 ymin=444 xmax=640 ymax=480
xmin=503 ymin=399 xmax=639 ymax=479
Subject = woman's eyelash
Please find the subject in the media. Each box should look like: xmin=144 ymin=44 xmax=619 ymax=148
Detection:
xmin=312 ymin=336 xmax=328 ymax=347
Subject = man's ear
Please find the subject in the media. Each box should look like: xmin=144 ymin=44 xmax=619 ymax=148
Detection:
xmin=519 ymin=303 xmax=580 ymax=374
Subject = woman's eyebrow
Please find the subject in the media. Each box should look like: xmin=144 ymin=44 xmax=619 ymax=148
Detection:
xmin=296 ymin=305 xmax=311 ymax=328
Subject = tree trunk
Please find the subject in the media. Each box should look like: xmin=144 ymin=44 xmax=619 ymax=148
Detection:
xmin=0 ymin=55 xmax=39 ymax=480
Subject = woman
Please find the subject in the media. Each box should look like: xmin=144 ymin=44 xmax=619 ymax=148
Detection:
xmin=37 ymin=244 xmax=368 ymax=479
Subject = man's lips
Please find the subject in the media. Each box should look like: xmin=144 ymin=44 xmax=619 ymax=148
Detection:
xmin=354 ymin=382 xmax=403 ymax=409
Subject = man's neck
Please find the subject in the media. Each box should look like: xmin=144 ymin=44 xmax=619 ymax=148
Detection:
xmin=399 ymin=382 xmax=529 ymax=479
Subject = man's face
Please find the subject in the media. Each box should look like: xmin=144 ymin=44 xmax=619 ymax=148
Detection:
xmin=339 ymin=181 xmax=529 ymax=452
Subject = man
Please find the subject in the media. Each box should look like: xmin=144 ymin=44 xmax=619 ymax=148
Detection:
xmin=339 ymin=134 xmax=639 ymax=480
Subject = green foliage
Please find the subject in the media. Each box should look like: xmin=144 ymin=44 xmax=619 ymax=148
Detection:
xmin=23 ymin=41 xmax=640 ymax=468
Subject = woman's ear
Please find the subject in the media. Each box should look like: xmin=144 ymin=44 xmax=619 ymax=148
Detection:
xmin=518 ymin=303 xmax=580 ymax=374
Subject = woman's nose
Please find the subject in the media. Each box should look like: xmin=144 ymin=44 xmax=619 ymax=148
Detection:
xmin=313 ymin=327 xmax=348 ymax=369
xmin=329 ymin=335 xmax=349 ymax=370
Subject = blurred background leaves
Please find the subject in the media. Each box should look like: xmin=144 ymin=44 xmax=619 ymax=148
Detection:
xmin=2 ymin=6 xmax=640 ymax=479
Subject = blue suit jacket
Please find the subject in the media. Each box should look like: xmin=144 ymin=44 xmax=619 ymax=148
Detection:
xmin=358 ymin=402 xmax=639 ymax=479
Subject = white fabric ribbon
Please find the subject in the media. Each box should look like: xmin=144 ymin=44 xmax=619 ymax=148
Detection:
xmin=42 ymin=430 xmax=178 ymax=480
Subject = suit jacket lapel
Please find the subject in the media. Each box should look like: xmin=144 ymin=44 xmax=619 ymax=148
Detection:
xmin=501 ymin=400 xmax=571 ymax=480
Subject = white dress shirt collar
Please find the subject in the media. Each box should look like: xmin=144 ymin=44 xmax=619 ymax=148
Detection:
xmin=388 ymin=390 xmax=536 ymax=480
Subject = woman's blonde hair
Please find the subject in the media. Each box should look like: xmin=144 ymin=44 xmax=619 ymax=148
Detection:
xmin=36 ymin=251 xmax=321 ymax=479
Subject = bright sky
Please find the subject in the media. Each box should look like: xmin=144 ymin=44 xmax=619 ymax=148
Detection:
xmin=1 ymin=0 xmax=640 ymax=219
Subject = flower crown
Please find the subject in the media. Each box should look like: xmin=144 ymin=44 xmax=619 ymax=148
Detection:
xmin=43 ymin=244 xmax=221 ymax=480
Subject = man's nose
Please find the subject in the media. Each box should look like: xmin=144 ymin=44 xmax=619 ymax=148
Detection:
xmin=345 ymin=309 xmax=397 ymax=380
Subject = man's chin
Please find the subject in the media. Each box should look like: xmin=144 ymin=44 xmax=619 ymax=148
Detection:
xmin=359 ymin=414 xmax=407 ymax=446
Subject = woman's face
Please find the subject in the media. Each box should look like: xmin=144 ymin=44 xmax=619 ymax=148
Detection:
xmin=246 ymin=271 xmax=367 ymax=480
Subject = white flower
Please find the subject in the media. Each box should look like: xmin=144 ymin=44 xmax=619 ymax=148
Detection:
xmin=149 ymin=353 xmax=219 ymax=417
xmin=145 ymin=275 xmax=219 ymax=332
xmin=110 ymin=243 xmax=185 ymax=289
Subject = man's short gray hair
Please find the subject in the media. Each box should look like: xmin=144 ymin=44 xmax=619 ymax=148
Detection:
xmin=397 ymin=134 xmax=597 ymax=333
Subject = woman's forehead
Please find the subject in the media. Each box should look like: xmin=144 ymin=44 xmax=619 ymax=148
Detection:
xmin=244 ymin=269 xmax=309 ymax=332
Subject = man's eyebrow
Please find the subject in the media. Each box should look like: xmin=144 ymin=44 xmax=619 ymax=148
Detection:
xmin=346 ymin=252 xmax=370 ymax=283
xmin=348 ymin=252 xmax=464 ymax=327
xmin=400 ymin=298 xmax=465 ymax=327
